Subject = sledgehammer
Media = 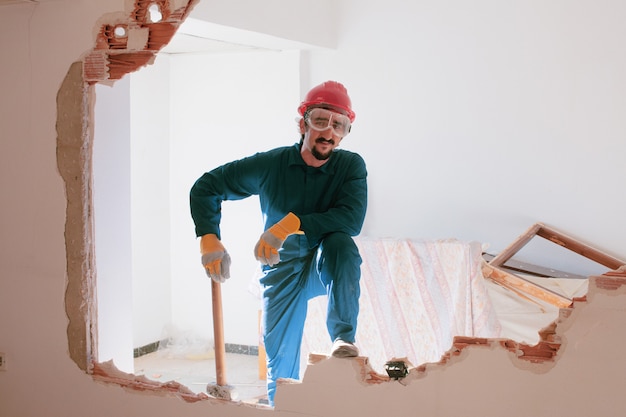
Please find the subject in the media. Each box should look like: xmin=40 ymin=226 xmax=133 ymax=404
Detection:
xmin=206 ymin=280 xmax=235 ymax=400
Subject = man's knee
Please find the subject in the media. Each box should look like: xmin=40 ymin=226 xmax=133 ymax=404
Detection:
xmin=323 ymin=232 xmax=356 ymax=252
xmin=319 ymin=233 xmax=362 ymax=266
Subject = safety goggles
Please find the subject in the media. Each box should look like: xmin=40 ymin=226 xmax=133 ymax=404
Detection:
xmin=305 ymin=108 xmax=351 ymax=137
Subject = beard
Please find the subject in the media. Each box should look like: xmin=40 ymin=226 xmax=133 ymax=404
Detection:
xmin=311 ymin=138 xmax=335 ymax=161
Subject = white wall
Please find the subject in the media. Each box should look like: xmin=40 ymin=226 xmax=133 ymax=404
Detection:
xmin=94 ymin=49 xmax=300 ymax=351
xmin=189 ymin=0 xmax=336 ymax=49
xmin=117 ymin=48 xmax=302 ymax=349
xmin=93 ymin=79 xmax=134 ymax=372
xmin=305 ymin=0 xmax=626 ymax=276
xmin=93 ymin=59 xmax=174 ymax=366
xmin=167 ymin=49 xmax=301 ymax=346
xmin=181 ymin=1 xmax=626 ymax=279
xmin=129 ymin=55 xmax=173 ymax=349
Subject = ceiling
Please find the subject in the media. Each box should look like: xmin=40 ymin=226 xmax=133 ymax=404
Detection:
xmin=1 ymin=1 xmax=311 ymax=55
xmin=159 ymin=32 xmax=261 ymax=55
xmin=0 ymin=0 xmax=255 ymax=54
xmin=161 ymin=17 xmax=310 ymax=56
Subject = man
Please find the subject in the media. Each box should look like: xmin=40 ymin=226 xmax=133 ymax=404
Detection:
xmin=189 ymin=80 xmax=367 ymax=405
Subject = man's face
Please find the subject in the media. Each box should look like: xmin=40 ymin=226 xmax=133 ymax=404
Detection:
xmin=300 ymin=107 xmax=350 ymax=162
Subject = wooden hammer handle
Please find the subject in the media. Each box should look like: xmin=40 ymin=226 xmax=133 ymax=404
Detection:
xmin=211 ymin=280 xmax=227 ymax=386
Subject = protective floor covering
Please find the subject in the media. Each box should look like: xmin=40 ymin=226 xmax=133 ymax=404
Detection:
xmin=134 ymin=350 xmax=267 ymax=404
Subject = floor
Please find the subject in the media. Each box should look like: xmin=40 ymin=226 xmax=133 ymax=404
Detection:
xmin=134 ymin=348 xmax=268 ymax=404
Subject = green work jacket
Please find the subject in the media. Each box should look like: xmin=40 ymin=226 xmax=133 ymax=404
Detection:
xmin=190 ymin=143 xmax=368 ymax=249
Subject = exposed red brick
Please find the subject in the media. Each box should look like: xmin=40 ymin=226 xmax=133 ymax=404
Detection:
xmin=83 ymin=51 xmax=108 ymax=83
xmin=107 ymin=52 xmax=154 ymax=80
xmin=145 ymin=22 xmax=178 ymax=51
xmin=94 ymin=27 xmax=110 ymax=51
xmin=450 ymin=330 xmax=562 ymax=364
xmin=133 ymin=0 xmax=172 ymax=23
xmin=83 ymin=0 xmax=199 ymax=84
xmin=538 ymin=322 xmax=558 ymax=343
xmin=103 ymin=24 xmax=129 ymax=50
xmin=587 ymin=267 xmax=626 ymax=290
xmin=365 ymin=371 xmax=390 ymax=384
xmin=517 ymin=341 xmax=560 ymax=363
xmin=453 ymin=336 xmax=491 ymax=348
xmin=593 ymin=276 xmax=626 ymax=291
xmin=496 ymin=335 xmax=560 ymax=363
xmin=440 ymin=271 xmax=626 ymax=366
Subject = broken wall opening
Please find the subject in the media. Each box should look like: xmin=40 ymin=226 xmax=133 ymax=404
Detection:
xmin=56 ymin=0 xmax=626 ymax=407
xmin=57 ymin=0 xmax=214 ymax=402
xmin=59 ymin=0 xmax=304 ymax=405
xmin=92 ymin=41 xmax=301 ymax=392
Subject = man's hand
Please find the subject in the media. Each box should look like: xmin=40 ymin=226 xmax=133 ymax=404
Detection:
xmin=200 ymin=234 xmax=231 ymax=283
xmin=254 ymin=212 xmax=301 ymax=266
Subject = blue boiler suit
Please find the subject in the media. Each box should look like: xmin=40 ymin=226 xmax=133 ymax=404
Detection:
xmin=190 ymin=143 xmax=368 ymax=404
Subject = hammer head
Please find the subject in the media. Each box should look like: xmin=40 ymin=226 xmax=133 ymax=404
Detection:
xmin=206 ymin=383 xmax=237 ymax=401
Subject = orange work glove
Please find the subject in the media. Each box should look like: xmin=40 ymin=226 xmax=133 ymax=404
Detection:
xmin=254 ymin=212 xmax=301 ymax=266
xmin=200 ymin=234 xmax=231 ymax=283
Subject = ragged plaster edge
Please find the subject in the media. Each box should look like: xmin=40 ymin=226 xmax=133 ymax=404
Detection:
xmin=298 ymin=270 xmax=626 ymax=398
xmin=92 ymin=360 xmax=273 ymax=408
xmin=56 ymin=1 xmax=273 ymax=408
xmin=57 ymin=60 xmax=98 ymax=373
xmin=587 ymin=266 xmax=626 ymax=297
xmin=56 ymin=0 xmax=626 ymax=405
xmin=307 ymin=354 xmax=392 ymax=385
xmin=92 ymin=361 xmax=210 ymax=403
xmin=58 ymin=0 xmax=199 ymax=375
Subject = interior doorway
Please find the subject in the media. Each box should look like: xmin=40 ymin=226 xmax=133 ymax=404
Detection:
xmin=92 ymin=38 xmax=302 ymax=392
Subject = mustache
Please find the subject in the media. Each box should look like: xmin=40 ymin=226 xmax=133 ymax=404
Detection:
xmin=315 ymin=137 xmax=335 ymax=145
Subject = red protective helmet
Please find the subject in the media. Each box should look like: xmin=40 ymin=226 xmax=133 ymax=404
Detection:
xmin=298 ymin=81 xmax=356 ymax=122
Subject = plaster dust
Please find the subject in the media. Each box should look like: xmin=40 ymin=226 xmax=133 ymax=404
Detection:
xmin=54 ymin=0 xmax=626 ymax=415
